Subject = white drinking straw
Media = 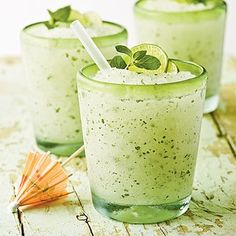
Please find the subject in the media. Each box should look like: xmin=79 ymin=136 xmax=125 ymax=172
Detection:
xmin=60 ymin=20 xmax=112 ymax=167
xmin=71 ymin=20 xmax=111 ymax=70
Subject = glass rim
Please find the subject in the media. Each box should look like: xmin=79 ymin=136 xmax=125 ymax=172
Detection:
xmin=77 ymin=59 xmax=207 ymax=96
xmin=21 ymin=21 xmax=128 ymax=43
xmin=134 ymin=0 xmax=227 ymax=16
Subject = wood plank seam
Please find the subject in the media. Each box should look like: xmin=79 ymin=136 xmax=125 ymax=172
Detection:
xmin=124 ymin=225 xmax=131 ymax=236
xmin=192 ymin=196 xmax=236 ymax=215
xmin=71 ymin=183 xmax=95 ymax=236
xmin=12 ymin=183 xmax=25 ymax=236
xmin=157 ymin=224 xmax=168 ymax=236
xmin=211 ymin=112 xmax=236 ymax=158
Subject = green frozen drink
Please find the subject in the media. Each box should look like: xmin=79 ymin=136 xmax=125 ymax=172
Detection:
xmin=134 ymin=0 xmax=226 ymax=113
xmin=77 ymin=44 xmax=207 ymax=223
xmin=21 ymin=6 xmax=128 ymax=156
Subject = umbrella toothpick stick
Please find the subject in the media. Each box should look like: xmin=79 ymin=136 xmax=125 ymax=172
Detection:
xmin=62 ymin=145 xmax=85 ymax=167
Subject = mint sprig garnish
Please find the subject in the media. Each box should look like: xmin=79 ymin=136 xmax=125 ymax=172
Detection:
xmin=44 ymin=6 xmax=102 ymax=29
xmin=45 ymin=5 xmax=100 ymax=29
xmin=110 ymin=45 xmax=161 ymax=71
xmin=48 ymin=6 xmax=71 ymax=23
xmin=45 ymin=6 xmax=72 ymax=29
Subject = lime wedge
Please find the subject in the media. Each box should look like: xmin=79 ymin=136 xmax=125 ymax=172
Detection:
xmin=166 ymin=61 xmax=179 ymax=73
xmin=128 ymin=44 xmax=168 ymax=75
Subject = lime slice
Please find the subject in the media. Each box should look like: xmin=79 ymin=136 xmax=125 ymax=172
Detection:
xmin=166 ymin=61 xmax=179 ymax=73
xmin=83 ymin=12 xmax=102 ymax=27
xmin=67 ymin=9 xmax=86 ymax=25
xmin=128 ymin=44 xmax=168 ymax=75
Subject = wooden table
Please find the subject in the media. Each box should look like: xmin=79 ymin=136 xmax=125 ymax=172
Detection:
xmin=0 ymin=56 xmax=235 ymax=236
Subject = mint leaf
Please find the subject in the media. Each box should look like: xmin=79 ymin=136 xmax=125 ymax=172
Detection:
xmin=45 ymin=6 xmax=71 ymax=29
xmin=134 ymin=55 xmax=161 ymax=70
xmin=48 ymin=6 xmax=71 ymax=21
xmin=44 ymin=21 xmax=55 ymax=29
xmin=110 ymin=56 xmax=127 ymax=69
xmin=115 ymin=45 xmax=132 ymax=57
xmin=133 ymin=50 xmax=147 ymax=60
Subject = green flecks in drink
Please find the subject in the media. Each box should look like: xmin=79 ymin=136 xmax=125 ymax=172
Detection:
xmin=71 ymin=56 xmax=78 ymax=61
xmin=65 ymin=53 xmax=79 ymax=62
xmin=55 ymin=107 xmax=60 ymax=113
xmin=136 ymin=99 xmax=144 ymax=103
xmin=70 ymin=115 xmax=76 ymax=119
xmin=82 ymin=59 xmax=89 ymax=64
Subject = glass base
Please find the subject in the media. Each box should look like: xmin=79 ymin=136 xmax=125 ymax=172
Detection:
xmin=92 ymin=193 xmax=191 ymax=224
xmin=36 ymin=138 xmax=84 ymax=156
xmin=204 ymin=94 xmax=219 ymax=114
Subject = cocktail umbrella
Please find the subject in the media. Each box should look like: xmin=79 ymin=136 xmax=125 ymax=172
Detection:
xmin=9 ymin=20 xmax=110 ymax=213
xmin=9 ymin=146 xmax=84 ymax=213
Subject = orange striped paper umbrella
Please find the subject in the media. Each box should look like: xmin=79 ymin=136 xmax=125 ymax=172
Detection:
xmin=8 ymin=145 xmax=84 ymax=213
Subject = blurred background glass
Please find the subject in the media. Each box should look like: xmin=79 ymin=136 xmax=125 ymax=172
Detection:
xmin=0 ymin=0 xmax=235 ymax=56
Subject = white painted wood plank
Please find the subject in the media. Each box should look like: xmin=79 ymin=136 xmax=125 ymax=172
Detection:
xmin=0 ymin=58 xmax=29 ymax=236
xmin=0 ymin=175 xmax=20 ymax=236
xmin=22 ymin=193 xmax=91 ymax=236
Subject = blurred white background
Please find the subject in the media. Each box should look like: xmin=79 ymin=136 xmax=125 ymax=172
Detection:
xmin=0 ymin=0 xmax=235 ymax=56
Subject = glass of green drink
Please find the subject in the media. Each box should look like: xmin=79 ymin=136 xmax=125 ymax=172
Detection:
xmin=77 ymin=51 xmax=207 ymax=223
xmin=134 ymin=0 xmax=226 ymax=113
xmin=21 ymin=8 xmax=128 ymax=156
